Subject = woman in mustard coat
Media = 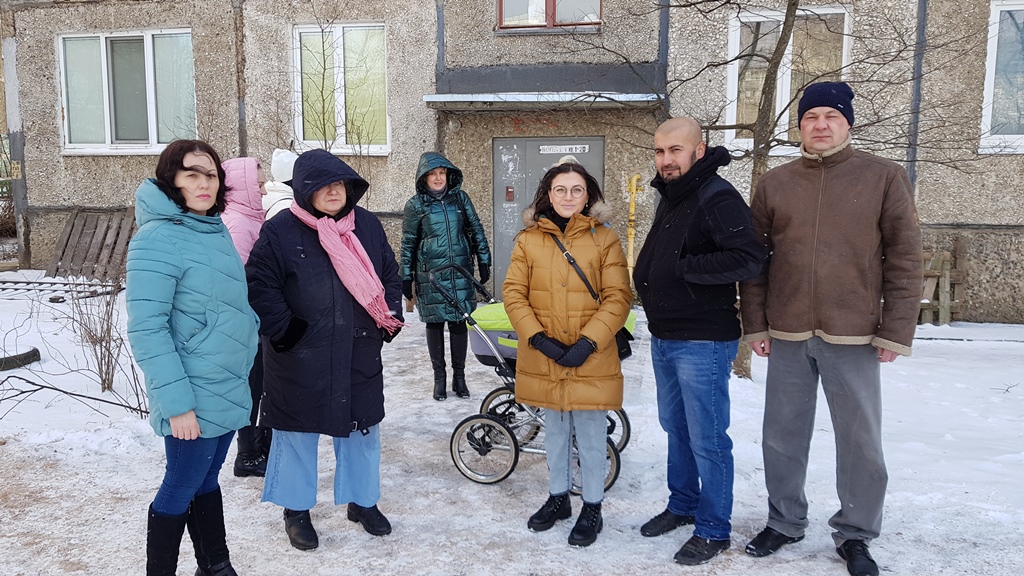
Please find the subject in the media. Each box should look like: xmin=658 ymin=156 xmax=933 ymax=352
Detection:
xmin=502 ymin=160 xmax=631 ymax=548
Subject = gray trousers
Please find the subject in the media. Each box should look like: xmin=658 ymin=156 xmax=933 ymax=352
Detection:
xmin=762 ymin=337 xmax=887 ymax=546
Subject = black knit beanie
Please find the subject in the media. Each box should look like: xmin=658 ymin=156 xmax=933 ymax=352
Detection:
xmin=798 ymin=81 xmax=855 ymax=127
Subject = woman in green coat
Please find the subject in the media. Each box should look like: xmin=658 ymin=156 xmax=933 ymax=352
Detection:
xmin=400 ymin=152 xmax=491 ymax=401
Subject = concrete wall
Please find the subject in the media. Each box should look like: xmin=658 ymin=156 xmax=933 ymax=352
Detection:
xmin=11 ymin=0 xmax=240 ymax=267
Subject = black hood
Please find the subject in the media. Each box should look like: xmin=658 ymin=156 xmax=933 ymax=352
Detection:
xmin=651 ymin=145 xmax=732 ymax=204
xmin=291 ymin=149 xmax=369 ymax=218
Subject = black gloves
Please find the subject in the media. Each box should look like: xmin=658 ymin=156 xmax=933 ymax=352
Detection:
xmin=529 ymin=332 xmax=569 ymax=361
xmin=402 ymin=279 xmax=414 ymax=300
xmin=381 ymin=326 xmax=401 ymax=343
xmin=478 ymin=264 xmax=490 ymax=284
xmin=556 ymin=337 xmax=597 ymax=368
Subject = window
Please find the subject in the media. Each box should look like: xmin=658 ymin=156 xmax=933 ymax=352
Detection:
xmin=725 ymin=8 xmax=849 ymax=151
xmin=294 ymin=24 xmax=389 ymax=155
xmin=59 ymin=30 xmax=195 ymax=154
xmin=981 ymin=1 xmax=1024 ymax=152
xmin=499 ymin=0 xmax=601 ymax=29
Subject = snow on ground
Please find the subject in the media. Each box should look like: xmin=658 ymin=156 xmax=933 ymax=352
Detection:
xmin=0 ymin=272 xmax=1022 ymax=575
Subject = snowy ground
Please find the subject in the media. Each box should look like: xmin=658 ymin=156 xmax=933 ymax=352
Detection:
xmin=0 ymin=270 xmax=1022 ymax=575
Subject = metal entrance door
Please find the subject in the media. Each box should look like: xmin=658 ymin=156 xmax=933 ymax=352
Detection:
xmin=491 ymin=137 xmax=605 ymax=290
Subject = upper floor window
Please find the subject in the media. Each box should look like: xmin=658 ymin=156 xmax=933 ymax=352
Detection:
xmin=59 ymin=30 xmax=195 ymax=154
xmin=981 ymin=1 xmax=1024 ymax=153
xmin=725 ymin=7 xmax=849 ymax=152
xmin=499 ymin=0 xmax=601 ymax=29
xmin=294 ymin=24 xmax=389 ymax=155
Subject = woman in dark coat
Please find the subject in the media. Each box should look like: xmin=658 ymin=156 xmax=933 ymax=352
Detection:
xmin=245 ymin=149 xmax=404 ymax=550
xmin=400 ymin=152 xmax=491 ymax=401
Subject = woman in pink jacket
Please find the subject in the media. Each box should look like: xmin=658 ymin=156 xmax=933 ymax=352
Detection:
xmin=222 ymin=156 xmax=270 ymax=476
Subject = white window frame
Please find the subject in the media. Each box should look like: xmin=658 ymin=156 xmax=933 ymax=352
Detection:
xmin=981 ymin=0 xmax=1024 ymax=153
xmin=292 ymin=23 xmax=391 ymax=156
xmin=57 ymin=28 xmax=195 ymax=156
xmin=496 ymin=0 xmax=603 ymax=33
xmin=724 ymin=6 xmax=852 ymax=155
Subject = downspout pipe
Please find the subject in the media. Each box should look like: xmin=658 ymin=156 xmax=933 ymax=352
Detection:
xmin=906 ymin=0 xmax=929 ymax=190
xmin=658 ymin=0 xmax=670 ymax=119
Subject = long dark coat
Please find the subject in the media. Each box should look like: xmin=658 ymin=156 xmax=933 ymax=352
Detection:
xmin=245 ymin=150 xmax=403 ymax=437
xmin=400 ymin=152 xmax=491 ymax=323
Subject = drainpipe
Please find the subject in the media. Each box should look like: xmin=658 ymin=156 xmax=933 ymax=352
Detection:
xmin=906 ymin=0 xmax=929 ymax=190
xmin=434 ymin=0 xmax=446 ymax=153
xmin=2 ymin=12 xmax=30 ymax=268
xmin=233 ymin=0 xmax=248 ymax=156
xmin=658 ymin=0 xmax=670 ymax=119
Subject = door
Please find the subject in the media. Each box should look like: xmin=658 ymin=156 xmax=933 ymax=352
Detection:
xmin=491 ymin=137 xmax=605 ymax=291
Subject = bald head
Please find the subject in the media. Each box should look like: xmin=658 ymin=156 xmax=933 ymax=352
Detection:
xmin=654 ymin=117 xmax=706 ymax=181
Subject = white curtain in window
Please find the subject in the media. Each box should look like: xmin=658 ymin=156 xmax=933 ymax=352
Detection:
xmin=153 ymin=33 xmax=197 ymax=143
xmin=63 ymin=37 xmax=105 ymax=144
xmin=993 ymin=10 xmax=1024 ymax=135
xmin=555 ymin=0 xmax=600 ymax=23
xmin=343 ymin=27 xmax=386 ymax=146
xmin=503 ymin=0 xmax=546 ymax=26
xmin=108 ymin=38 xmax=148 ymax=142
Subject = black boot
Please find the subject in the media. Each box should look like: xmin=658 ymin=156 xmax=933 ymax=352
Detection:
xmin=185 ymin=488 xmax=238 ymax=576
xmin=527 ymin=493 xmax=572 ymax=532
xmin=425 ymin=325 xmax=447 ymax=401
xmin=347 ymin=503 xmax=393 ymax=536
xmin=568 ymin=501 xmax=603 ymax=547
xmin=283 ymin=509 xmax=319 ymax=550
xmin=450 ymin=325 xmax=470 ymax=398
xmin=147 ymin=504 xmax=188 ymax=576
xmin=233 ymin=451 xmax=266 ymax=477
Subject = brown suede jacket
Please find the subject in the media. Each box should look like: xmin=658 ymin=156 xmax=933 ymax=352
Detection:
xmin=739 ymin=139 xmax=923 ymax=356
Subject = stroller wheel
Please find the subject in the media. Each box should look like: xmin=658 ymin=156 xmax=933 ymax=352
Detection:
xmin=607 ymin=409 xmax=631 ymax=452
xmin=450 ymin=414 xmax=520 ymax=484
xmin=569 ymin=437 xmax=621 ymax=496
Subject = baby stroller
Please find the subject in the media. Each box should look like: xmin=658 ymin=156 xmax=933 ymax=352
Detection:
xmin=428 ymin=264 xmax=635 ymax=495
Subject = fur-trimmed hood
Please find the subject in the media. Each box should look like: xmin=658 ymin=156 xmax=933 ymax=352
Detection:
xmin=521 ymin=200 xmax=614 ymax=228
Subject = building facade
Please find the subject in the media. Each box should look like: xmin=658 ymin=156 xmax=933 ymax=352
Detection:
xmin=2 ymin=0 xmax=1022 ymax=321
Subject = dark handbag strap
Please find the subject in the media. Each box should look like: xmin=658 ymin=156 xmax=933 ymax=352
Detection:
xmin=549 ymin=233 xmax=600 ymax=303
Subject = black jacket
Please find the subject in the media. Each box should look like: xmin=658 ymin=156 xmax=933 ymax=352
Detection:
xmin=245 ymin=150 xmax=403 ymax=437
xmin=633 ymin=146 xmax=767 ymax=341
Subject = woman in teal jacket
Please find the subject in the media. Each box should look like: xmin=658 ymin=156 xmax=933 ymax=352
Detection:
xmin=400 ymin=152 xmax=491 ymax=401
xmin=126 ymin=140 xmax=259 ymax=576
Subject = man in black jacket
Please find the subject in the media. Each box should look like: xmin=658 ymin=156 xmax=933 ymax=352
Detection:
xmin=633 ymin=117 xmax=767 ymax=566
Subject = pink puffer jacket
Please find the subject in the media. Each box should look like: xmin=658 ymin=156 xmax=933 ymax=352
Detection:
xmin=222 ymin=157 xmax=265 ymax=264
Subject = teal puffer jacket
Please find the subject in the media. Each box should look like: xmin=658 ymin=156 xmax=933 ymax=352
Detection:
xmin=126 ymin=179 xmax=259 ymax=438
xmin=400 ymin=153 xmax=491 ymax=323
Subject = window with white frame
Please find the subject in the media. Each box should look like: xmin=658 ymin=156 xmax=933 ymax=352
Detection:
xmin=499 ymin=0 xmax=601 ymax=29
xmin=59 ymin=30 xmax=196 ymax=153
xmin=294 ymin=24 xmax=388 ymax=155
xmin=725 ymin=8 xmax=849 ymax=151
xmin=981 ymin=1 xmax=1024 ymax=152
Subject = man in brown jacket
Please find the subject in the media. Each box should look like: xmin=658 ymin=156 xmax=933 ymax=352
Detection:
xmin=739 ymin=82 xmax=922 ymax=576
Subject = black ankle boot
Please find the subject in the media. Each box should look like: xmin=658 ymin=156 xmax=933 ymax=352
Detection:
xmin=347 ymin=503 xmax=392 ymax=536
xmin=426 ymin=325 xmax=447 ymax=401
xmin=527 ymin=493 xmax=572 ymax=532
xmin=233 ymin=452 xmax=266 ymax=477
xmin=568 ymin=501 xmax=603 ymax=547
xmin=283 ymin=509 xmax=318 ymax=550
xmin=450 ymin=327 xmax=470 ymax=398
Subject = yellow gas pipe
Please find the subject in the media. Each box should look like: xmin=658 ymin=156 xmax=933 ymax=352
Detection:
xmin=626 ymin=173 xmax=642 ymax=289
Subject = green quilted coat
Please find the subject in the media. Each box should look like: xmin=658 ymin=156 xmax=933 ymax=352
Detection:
xmin=400 ymin=153 xmax=491 ymax=323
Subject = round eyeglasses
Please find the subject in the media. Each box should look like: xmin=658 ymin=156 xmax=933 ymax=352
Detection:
xmin=551 ymin=186 xmax=586 ymax=199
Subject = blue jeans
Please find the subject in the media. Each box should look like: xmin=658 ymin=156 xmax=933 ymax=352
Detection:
xmin=651 ymin=337 xmax=737 ymax=541
xmin=151 ymin=432 xmax=234 ymax=516
xmin=543 ymin=409 xmax=607 ymax=504
xmin=262 ymin=427 xmax=381 ymax=511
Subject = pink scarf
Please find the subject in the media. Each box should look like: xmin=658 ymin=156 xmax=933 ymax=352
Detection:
xmin=290 ymin=203 xmax=404 ymax=335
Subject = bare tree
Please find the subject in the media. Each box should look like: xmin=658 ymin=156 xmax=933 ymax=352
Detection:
xmin=549 ymin=0 xmax=987 ymax=376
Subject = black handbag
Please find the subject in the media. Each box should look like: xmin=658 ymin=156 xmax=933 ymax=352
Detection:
xmin=549 ymin=234 xmax=633 ymax=360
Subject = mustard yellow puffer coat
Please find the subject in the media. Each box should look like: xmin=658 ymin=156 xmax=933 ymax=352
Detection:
xmin=502 ymin=203 xmax=632 ymax=412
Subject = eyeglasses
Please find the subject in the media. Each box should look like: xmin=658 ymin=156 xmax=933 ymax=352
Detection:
xmin=551 ymin=186 xmax=587 ymax=198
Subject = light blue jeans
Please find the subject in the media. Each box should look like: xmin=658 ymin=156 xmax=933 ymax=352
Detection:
xmin=544 ymin=409 xmax=608 ymax=504
xmin=651 ymin=337 xmax=737 ymax=541
xmin=151 ymin=432 xmax=234 ymax=516
xmin=262 ymin=427 xmax=381 ymax=511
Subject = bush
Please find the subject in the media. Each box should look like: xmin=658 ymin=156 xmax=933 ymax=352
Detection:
xmin=0 ymin=183 xmax=15 ymax=238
